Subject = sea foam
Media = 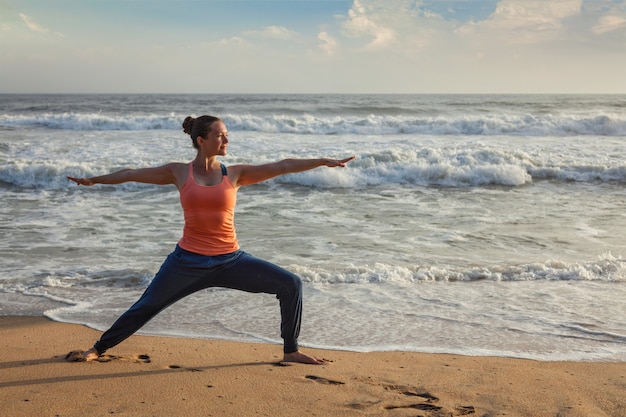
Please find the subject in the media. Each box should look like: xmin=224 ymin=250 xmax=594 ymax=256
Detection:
xmin=3 ymin=146 xmax=626 ymax=190
xmin=1 ymin=112 xmax=625 ymax=136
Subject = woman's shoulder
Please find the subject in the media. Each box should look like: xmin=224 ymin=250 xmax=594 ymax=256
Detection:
xmin=166 ymin=161 xmax=190 ymax=169
xmin=161 ymin=161 xmax=189 ymax=174
xmin=161 ymin=162 xmax=191 ymax=189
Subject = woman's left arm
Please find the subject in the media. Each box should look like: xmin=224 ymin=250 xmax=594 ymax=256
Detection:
xmin=231 ymin=156 xmax=355 ymax=187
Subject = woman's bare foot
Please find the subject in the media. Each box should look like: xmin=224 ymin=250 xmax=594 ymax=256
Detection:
xmin=65 ymin=347 xmax=99 ymax=362
xmin=82 ymin=347 xmax=99 ymax=361
xmin=282 ymin=350 xmax=325 ymax=365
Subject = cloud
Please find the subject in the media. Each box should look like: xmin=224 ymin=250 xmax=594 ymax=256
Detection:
xmin=342 ymin=0 xmax=397 ymax=49
xmin=592 ymin=14 xmax=626 ymax=34
xmin=491 ymin=0 xmax=581 ymax=28
xmin=217 ymin=36 xmax=249 ymax=47
xmin=243 ymin=25 xmax=299 ymax=41
xmin=18 ymin=12 xmax=64 ymax=37
xmin=456 ymin=0 xmax=582 ymax=44
xmin=318 ymin=31 xmax=338 ymax=55
xmin=19 ymin=12 xmax=48 ymax=33
xmin=338 ymin=0 xmax=466 ymax=54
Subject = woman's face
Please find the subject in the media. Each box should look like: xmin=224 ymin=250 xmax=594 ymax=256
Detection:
xmin=200 ymin=121 xmax=229 ymax=155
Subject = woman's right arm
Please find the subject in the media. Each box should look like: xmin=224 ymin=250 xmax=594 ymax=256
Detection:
xmin=67 ymin=163 xmax=183 ymax=187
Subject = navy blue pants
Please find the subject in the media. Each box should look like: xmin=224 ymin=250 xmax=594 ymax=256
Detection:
xmin=93 ymin=246 xmax=302 ymax=354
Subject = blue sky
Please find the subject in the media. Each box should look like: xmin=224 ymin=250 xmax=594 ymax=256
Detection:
xmin=1 ymin=0 xmax=625 ymax=93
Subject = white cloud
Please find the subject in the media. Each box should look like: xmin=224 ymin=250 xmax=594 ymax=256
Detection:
xmin=342 ymin=0 xmax=397 ymax=49
xmin=318 ymin=31 xmax=338 ymax=55
xmin=243 ymin=25 xmax=299 ymax=41
xmin=217 ymin=36 xmax=249 ymax=47
xmin=18 ymin=12 xmax=64 ymax=37
xmin=338 ymin=0 xmax=463 ymax=54
xmin=490 ymin=0 xmax=581 ymax=28
xmin=592 ymin=14 xmax=626 ymax=34
xmin=19 ymin=12 xmax=48 ymax=33
xmin=456 ymin=0 xmax=582 ymax=44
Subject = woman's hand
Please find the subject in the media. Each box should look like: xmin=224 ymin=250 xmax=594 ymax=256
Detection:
xmin=67 ymin=176 xmax=95 ymax=186
xmin=322 ymin=156 xmax=356 ymax=168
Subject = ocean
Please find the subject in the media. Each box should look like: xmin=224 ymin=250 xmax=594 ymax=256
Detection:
xmin=1 ymin=94 xmax=624 ymax=361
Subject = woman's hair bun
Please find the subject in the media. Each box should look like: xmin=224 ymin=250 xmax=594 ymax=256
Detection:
xmin=182 ymin=116 xmax=196 ymax=135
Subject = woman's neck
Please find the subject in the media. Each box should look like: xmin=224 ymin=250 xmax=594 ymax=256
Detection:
xmin=193 ymin=155 xmax=220 ymax=172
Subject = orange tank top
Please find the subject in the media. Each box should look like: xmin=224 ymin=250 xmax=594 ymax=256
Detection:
xmin=177 ymin=162 xmax=240 ymax=256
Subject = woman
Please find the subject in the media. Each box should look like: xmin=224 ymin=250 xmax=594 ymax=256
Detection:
xmin=67 ymin=115 xmax=354 ymax=365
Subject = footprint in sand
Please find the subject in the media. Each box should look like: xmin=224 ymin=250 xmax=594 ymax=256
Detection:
xmin=456 ymin=405 xmax=476 ymax=415
xmin=95 ymin=354 xmax=151 ymax=363
xmin=383 ymin=384 xmax=439 ymax=401
xmin=305 ymin=375 xmax=345 ymax=385
xmin=383 ymin=402 xmax=475 ymax=415
xmin=384 ymin=403 xmax=443 ymax=411
xmin=65 ymin=351 xmax=151 ymax=363
xmin=378 ymin=382 xmax=475 ymax=415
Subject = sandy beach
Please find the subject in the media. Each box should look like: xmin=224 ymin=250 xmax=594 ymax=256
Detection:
xmin=0 ymin=316 xmax=624 ymax=417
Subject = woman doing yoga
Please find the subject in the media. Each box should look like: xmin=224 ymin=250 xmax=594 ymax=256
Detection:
xmin=67 ymin=115 xmax=355 ymax=365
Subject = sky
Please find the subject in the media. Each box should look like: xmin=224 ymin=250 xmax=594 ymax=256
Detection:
xmin=1 ymin=0 xmax=625 ymax=94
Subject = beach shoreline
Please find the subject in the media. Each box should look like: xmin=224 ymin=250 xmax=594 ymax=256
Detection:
xmin=1 ymin=316 xmax=624 ymax=417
